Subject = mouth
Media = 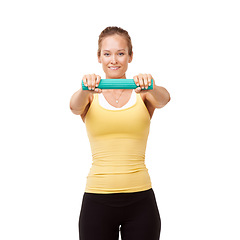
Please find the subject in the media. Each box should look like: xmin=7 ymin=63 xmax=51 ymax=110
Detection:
xmin=108 ymin=66 xmax=120 ymax=70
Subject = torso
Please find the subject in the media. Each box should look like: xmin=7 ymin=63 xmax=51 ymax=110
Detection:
xmin=81 ymin=90 xmax=155 ymax=123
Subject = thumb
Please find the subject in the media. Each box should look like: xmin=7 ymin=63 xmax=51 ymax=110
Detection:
xmin=135 ymin=87 xmax=141 ymax=93
xmin=94 ymin=88 xmax=102 ymax=93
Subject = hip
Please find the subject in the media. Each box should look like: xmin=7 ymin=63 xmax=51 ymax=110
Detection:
xmin=85 ymin=170 xmax=152 ymax=193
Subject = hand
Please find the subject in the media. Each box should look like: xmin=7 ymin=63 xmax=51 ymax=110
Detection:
xmin=82 ymin=74 xmax=102 ymax=93
xmin=133 ymin=74 xmax=155 ymax=93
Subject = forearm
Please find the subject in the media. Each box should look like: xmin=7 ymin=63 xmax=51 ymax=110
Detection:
xmin=70 ymin=88 xmax=92 ymax=114
xmin=147 ymin=85 xmax=171 ymax=108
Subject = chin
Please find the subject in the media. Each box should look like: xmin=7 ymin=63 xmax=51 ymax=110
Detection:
xmin=106 ymin=72 xmax=126 ymax=79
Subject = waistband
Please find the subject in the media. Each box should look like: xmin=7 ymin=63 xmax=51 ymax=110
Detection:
xmin=83 ymin=188 xmax=154 ymax=208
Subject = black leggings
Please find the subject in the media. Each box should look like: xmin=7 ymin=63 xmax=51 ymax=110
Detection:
xmin=78 ymin=188 xmax=161 ymax=240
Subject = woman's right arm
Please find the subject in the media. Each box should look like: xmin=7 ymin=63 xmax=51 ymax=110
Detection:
xmin=69 ymin=74 xmax=102 ymax=115
xmin=69 ymin=88 xmax=92 ymax=115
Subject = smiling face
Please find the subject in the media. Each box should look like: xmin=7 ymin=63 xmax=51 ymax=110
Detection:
xmin=98 ymin=34 xmax=133 ymax=79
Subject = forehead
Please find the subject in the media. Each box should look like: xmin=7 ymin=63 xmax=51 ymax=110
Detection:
xmin=101 ymin=35 xmax=128 ymax=51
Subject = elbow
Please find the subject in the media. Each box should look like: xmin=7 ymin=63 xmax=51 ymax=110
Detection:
xmin=164 ymin=91 xmax=171 ymax=106
xmin=70 ymin=109 xmax=82 ymax=115
xmin=168 ymin=94 xmax=171 ymax=103
xmin=164 ymin=94 xmax=171 ymax=107
xmin=70 ymin=105 xmax=82 ymax=115
xmin=157 ymin=94 xmax=171 ymax=109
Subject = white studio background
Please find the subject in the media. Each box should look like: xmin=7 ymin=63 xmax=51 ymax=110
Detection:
xmin=0 ymin=0 xmax=239 ymax=240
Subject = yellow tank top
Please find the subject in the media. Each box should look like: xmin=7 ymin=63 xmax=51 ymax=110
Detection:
xmin=84 ymin=92 xmax=152 ymax=193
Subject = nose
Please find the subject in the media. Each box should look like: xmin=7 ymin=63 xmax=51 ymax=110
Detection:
xmin=110 ymin=54 xmax=117 ymax=64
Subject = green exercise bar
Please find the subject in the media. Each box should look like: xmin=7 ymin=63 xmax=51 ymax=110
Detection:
xmin=82 ymin=79 xmax=153 ymax=90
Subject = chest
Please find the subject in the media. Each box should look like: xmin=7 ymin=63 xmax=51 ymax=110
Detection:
xmin=82 ymin=91 xmax=155 ymax=122
xmin=101 ymin=90 xmax=136 ymax=108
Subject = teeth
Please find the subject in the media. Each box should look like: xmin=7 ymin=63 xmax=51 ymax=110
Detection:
xmin=110 ymin=67 xmax=119 ymax=69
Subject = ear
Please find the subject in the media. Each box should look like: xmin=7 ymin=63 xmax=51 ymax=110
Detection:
xmin=128 ymin=52 xmax=133 ymax=63
xmin=98 ymin=54 xmax=102 ymax=63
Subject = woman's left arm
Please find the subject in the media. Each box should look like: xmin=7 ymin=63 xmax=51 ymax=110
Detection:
xmin=133 ymin=74 xmax=171 ymax=108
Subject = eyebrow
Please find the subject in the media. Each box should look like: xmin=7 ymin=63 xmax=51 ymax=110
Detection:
xmin=103 ymin=49 xmax=126 ymax=52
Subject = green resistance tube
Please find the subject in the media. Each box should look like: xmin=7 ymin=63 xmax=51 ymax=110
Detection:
xmin=82 ymin=79 xmax=153 ymax=90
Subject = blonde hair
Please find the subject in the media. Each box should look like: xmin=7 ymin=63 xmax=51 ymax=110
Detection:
xmin=97 ymin=26 xmax=133 ymax=57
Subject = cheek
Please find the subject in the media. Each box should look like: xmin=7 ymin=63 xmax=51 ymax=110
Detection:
xmin=121 ymin=58 xmax=129 ymax=67
xmin=101 ymin=59 xmax=109 ymax=66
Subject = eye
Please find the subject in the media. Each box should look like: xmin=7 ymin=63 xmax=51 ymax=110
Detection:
xmin=104 ymin=53 xmax=110 ymax=56
xmin=119 ymin=52 xmax=124 ymax=56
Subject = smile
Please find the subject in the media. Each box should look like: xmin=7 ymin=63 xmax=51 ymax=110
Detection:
xmin=109 ymin=67 xmax=120 ymax=70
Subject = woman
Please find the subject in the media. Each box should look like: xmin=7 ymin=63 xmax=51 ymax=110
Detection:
xmin=70 ymin=26 xmax=170 ymax=240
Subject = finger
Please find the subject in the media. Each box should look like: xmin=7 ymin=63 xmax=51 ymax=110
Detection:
xmin=138 ymin=74 xmax=144 ymax=89
xmin=94 ymin=74 xmax=98 ymax=89
xmin=94 ymin=88 xmax=102 ymax=93
xmin=82 ymin=75 xmax=87 ymax=87
xmin=96 ymin=75 xmax=101 ymax=87
xmin=90 ymin=74 xmax=96 ymax=90
xmin=86 ymin=74 xmax=92 ymax=90
xmin=133 ymin=76 xmax=140 ymax=87
xmin=135 ymin=86 xmax=141 ymax=93
xmin=143 ymin=74 xmax=148 ymax=89
xmin=147 ymin=74 xmax=152 ymax=86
